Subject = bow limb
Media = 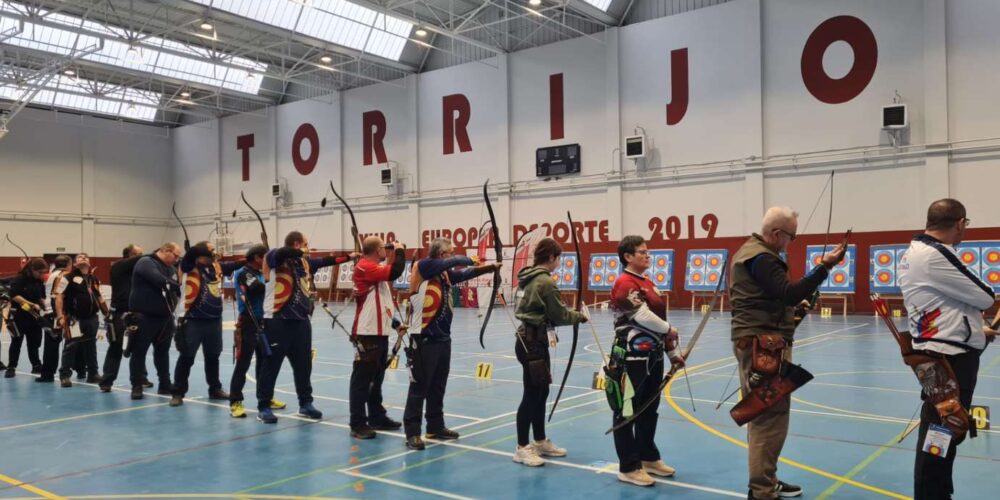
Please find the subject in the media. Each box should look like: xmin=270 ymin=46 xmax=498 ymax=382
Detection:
xmin=241 ymin=191 xmax=269 ymax=249
xmin=478 ymin=180 xmax=503 ymax=349
xmin=5 ymin=233 xmax=29 ymax=260
xmin=604 ymin=256 xmax=728 ymax=434
xmin=548 ymin=211 xmax=583 ymax=422
xmin=171 ymin=203 xmax=190 ymax=251
xmin=330 ymin=181 xmax=361 ymax=254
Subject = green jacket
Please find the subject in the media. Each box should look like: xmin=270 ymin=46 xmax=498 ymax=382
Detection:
xmin=514 ymin=265 xmax=585 ymax=328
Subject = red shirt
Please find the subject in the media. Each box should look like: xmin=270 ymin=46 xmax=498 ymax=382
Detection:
xmin=611 ymin=270 xmax=667 ymax=321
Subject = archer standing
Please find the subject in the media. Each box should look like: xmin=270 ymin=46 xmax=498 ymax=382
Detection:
xmin=512 ymin=237 xmax=587 ymax=466
xmin=731 ymin=207 xmax=844 ymax=499
xmin=402 ymin=237 xmax=500 ymax=450
xmin=37 ymin=255 xmax=72 ymax=383
xmin=608 ymin=235 xmax=685 ymax=486
xmin=348 ymin=236 xmax=406 ymax=438
xmin=55 ymin=254 xmax=110 ymax=387
xmin=228 ymin=244 xmax=286 ymax=418
xmin=256 ymin=231 xmax=351 ymax=423
xmin=99 ymin=244 xmax=145 ymax=392
xmin=169 ymin=241 xmax=242 ymax=406
xmin=4 ymin=258 xmax=48 ymax=378
xmin=128 ymin=242 xmax=183 ymax=399
xmin=898 ymin=199 xmax=998 ymax=500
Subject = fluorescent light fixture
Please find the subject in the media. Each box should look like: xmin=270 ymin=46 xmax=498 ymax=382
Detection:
xmin=199 ymin=21 xmax=214 ymax=31
xmin=180 ymin=91 xmax=190 ymax=97
xmin=187 ymin=0 xmax=413 ymax=61
xmin=529 ymin=0 xmax=541 ymax=6
xmin=63 ymin=69 xmax=75 ymax=76
xmin=320 ymin=55 xmax=332 ymax=63
xmin=415 ymin=28 xmax=427 ymax=37
xmin=0 ymin=2 xmax=267 ymax=95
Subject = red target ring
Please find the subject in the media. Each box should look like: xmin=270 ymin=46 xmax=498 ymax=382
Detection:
xmin=693 ymin=257 xmax=704 ymax=267
xmin=707 ymin=272 xmax=719 ymax=283
xmin=655 ymin=272 xmax=666 ymax=283
xmin=833 ymin=272 xmax=846 ymax=284
xmin=877 ymin=271 xmax=891 ymax=284
xmin=988 ymin=271 xmax=1000 ymax=284
xmin=961 ymin=251 xmax=976 ymax=264
xmin=594 ymin=259 xmax=604 ymax=269
xmin=691 ymin=272 xmax=703 ymax=283
xmin=987 ymin=251 xmax=1000 ymax=264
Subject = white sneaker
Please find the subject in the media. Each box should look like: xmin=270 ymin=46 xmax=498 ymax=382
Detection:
xmin=532 ymin=438 xmax=567 ymax=457
xmin=618 ymin=469 xmax=655 ymax=487
xmin=512 ymin=445 xmax=545 ymax=467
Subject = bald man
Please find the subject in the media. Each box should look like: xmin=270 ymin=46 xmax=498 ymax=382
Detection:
xmin=730 ymin=207 xmax=845 ymax=499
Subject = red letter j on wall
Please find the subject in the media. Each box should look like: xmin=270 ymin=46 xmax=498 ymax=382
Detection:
xmin=666 ymin=48 xmax=689 ymax=126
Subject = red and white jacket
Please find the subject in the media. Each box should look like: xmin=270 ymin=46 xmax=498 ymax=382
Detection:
xmin=352 ymin=257 xmax=396 ymax=337
xmin=611 ymin=269 xmax=678 ymax=359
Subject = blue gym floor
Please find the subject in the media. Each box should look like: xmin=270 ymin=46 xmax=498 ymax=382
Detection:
xmin=2 ymin=306 xmax=999 ymax=499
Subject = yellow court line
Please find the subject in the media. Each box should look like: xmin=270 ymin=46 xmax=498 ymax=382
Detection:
xmin=0 ymin=403 xmax=169 ymax=432
xmin=0 ymin=473 xmax=66 ymax=500
xmin=665 ymin=355 xmax=912 ymax=500
xmin=816 ymin=429 xmax=911 ymax=500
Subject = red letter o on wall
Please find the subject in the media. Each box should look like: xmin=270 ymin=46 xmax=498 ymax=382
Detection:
xmin=292 ymin=123 xmax=320 ymax=175
xmin=801 ymin=16 xmax=878 ymax=104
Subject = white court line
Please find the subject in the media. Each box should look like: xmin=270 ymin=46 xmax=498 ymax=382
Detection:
xmin=341 ymin=471 xmax=475 ymax=500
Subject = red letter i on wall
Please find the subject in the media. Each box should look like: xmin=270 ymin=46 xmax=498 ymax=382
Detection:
xmin=549 ymin=73 xmax=564 ymax=140
xmin=237 ymin=134 xmax=255 ymax=181
xmin=666 ymin=48 xmax=689 ymax=126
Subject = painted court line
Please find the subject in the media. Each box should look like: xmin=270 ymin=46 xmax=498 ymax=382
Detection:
xmin=0 ymin=402 xmax=169 ymax=432
xmin=341 ymin=471 xmax=475 ymax=500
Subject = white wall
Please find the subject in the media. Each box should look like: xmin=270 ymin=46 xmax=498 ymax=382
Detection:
xmin=0 ymin=107 xmax=172 ymax=257
xmin=9 ymin=0 xmax=1000 ymax=259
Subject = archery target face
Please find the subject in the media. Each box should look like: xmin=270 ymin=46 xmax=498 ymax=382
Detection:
xmin=808 ymin=245 xmax=855 ymax=292
xmin=551 ymin=254 xmax=579 ymax=290
xmin=686 ymin=250 xmax=727 ymax=291
xmin=589 ymin=254 xmax=618 ymax=291
xmin=642 ymin=249 xmax=674 ymax=291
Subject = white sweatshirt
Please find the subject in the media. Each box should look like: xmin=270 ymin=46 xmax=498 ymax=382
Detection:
xmin=898 ymin=234 xmax=996 ymax=355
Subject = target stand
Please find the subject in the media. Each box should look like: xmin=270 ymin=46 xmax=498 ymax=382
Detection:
xmin=816 ymin=293 xmax=852 ymax=317
xmin=690 ymin=291 xmax=726 ymax=313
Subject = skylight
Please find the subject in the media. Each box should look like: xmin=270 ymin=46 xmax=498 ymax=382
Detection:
xmin=0 ymin=75 xmax=161 ymax=121
xmin=0 ymin=2 xmax=266 ymax=95
xmin=190 ymin=0 xmax=412 ymax=61
xmin=581 ymin=0 xmax=613 ymax=11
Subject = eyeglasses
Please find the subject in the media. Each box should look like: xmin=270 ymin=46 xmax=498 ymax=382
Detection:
xmin=631 ymin=250 xmax=649 ymax=256
xmin=776 ymin=229 xmax=797 ymax=241
xmin=961 ymin=217 xmax=971 ymax=226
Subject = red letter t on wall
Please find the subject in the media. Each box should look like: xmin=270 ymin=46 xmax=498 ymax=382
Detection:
xmin=237 ymin=134 xmax=255 ymax=181
xmin=442 ymin=94 xmax=472 ymax=155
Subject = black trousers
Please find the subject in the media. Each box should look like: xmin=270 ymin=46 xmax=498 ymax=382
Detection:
xmin=59 ymin=316 xmax=99 ymax=378
xmin=100 ymin=311 xmax=127 ymax=386
xmin=515 ymin=339 xmax=550 ymax=447
xmin=39 ymin=330 xmax=63 ymax=378
xmin=403 ymin=338 xmax=452 ymax=437
xmin=229 ymin=313 xmax=264 ymax=403
xmin=8 ymin=314 xmax=42 ymax=369
xmin=914 ymin=350 xmax=981 ymax=500
xmin=256 ymin=319 xmax=313 ymax=411
xmin=172 ymin=318 xmax=223 ymax=396
xmin=348 ymin=336 xmax=390 ymax=428
xmin=128 ymin=315 xmax=173 ymax=388
xmin=613 ymin=355 xmax=664 ymax=473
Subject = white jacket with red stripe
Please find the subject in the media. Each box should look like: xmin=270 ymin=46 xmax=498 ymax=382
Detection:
xmin=898 ymin=234 xmax=996 ymax=355
xmin=351 ymin=257 xmax=396 ymax=337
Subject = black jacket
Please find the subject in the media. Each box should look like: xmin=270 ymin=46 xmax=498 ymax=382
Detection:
xmin=129 ymin=254 xmax=180 ymax=318
xmin=110 ymin=255 xmax=142 ymax=312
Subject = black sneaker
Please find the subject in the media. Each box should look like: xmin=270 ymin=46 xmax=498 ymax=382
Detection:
xmin=60 ymin=377 xmax=73 ymax=387
xmin=99 ymin=384 xmax=112 ymax=393
xmin=86 ymin=374 xmax=102 ymax=384
xmin=406 ymin=436 xmax=426 ymax=450
xmin=426 ymin=428 xmax=459 ymax=440
xmin=35 ymin=376 xmax=54 ymax=383
xmin=4 ymin=369 xmax=15 ymax=378
xmin=370 ymin=417 xmax=402 ymax=431
xmin=130 ymin=386 xmax=144 ymax=400
xmin=142 ymin=379 xmax=154 ymax=389
xmin=76 ymin=371 xmax=85 ymax=380
xmin=169 ymin=395 xmax=184 ymax=407
xmin=31 ymin=365 xmax=42 ymax=374
xmin=775 ymin=481 xmax=803 ymax=498
xmin=351 ymin=425 xmax=376 ymax=439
